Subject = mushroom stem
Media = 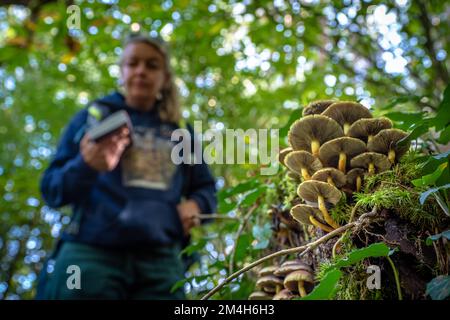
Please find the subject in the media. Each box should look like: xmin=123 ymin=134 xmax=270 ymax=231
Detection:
xmin=388 ymin=149 xmax=396 ymax=164
xmin=343 ymin=123 xmax=350 ymax=135
xmin=298 ymin=281 xmax=307 ymax=297
xmin=309 ymin=216 xmax=334 ymax=233
xmin=367 ymin=135 xmax=374 ymax=143
xmin=356 ymin=176 xmax=362 ymax=192
xmin=300 ymin=168 xmax=311 ymax=180
xmin=276 ymin=284 xmax=281 ymax=294
xmin=368 ymin=162 xmax=375 ymax=175
xmin=326 ymin=176 xmax=335 ymax=186
xmin=317 ymin=195 xmax=340 ymax=229
xmin=311 ymin=140 xmax=320 ymax=157
xmin=338 ymin=152 xmax=347 ymax=173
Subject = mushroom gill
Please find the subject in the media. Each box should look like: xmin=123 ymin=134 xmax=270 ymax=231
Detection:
xmin=284 ymin=150 xmax=323 ymax=181
xmin=288 ymin=115 xmax=344 ymax=157
xmin=297 ymin=181 xmax=342 ymax=229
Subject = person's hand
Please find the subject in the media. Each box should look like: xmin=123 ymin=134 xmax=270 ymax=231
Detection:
xmin=80 ymin=127 xmax=131 ymax=172
xmin=177 ymin=200 xmax=201 ymax=237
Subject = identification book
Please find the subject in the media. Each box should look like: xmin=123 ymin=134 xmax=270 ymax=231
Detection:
xmin=87 ymin=110 xmax=132 ymax=142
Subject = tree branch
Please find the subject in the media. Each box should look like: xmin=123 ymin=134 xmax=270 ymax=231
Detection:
xmin=200 ymin=209 xmax=378 ymax=300
xmin=416 ymin=0 xmax=449 ymax=84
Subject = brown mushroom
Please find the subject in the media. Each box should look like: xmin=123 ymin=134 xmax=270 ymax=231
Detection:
xmin=311 ymin=168 xmax=346 ymax=188
xmin=288 ymin=115 xmax=344 ymax=157
xmin=284 ymin=150 xmax=323 ymax=180
xmin=249 ymin=291 xmax=273 ymax=300
xmin=290 ymin=204 xmax=334 ymax=233
xmin=272 ymin=288 xmax=295 ymax=300
xmin=274 ymin=259 xmax=313 ymax=277
xmin=350 ymin=152 xmax=391 ymax=175
xmin=318 ymin=137 xmax=366 ymax=174
xmin=367 ymin=128 xmax=409 ymax=163
xmin=284 ymin=269 xmax=314 ymax=297
xmin=297 ymin=181 xmax=342 ymax=229
xmin=346 ymin=168 xmax=365 ymax=192
xmin=322 ymin=101 xmax=373 ymax=135
xmin=347 ymin=117 xmax=393 ymax=143
xmin=258 ymin=265 xmax=279 ymax=277
xmin=278 ymin=147 xmax=293 ymax=168
xmin=256 ymin=275 xmax=284 ymax=294
xmin=302 ymin=100 xmax=336 ymax=116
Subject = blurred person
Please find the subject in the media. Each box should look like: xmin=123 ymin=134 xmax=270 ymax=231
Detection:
xmin=36 ymin=34 xmax=216 ymax=300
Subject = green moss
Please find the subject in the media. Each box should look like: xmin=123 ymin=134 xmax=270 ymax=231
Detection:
xmin=353 ymin=151 xmax=445 ymax=229
xmin=278 ymin=170 xmax=299 ymax=209
xmin=334 ymin=262 xmax=383 ymax=300
xmin=330 ymin=194 xmax=353 ymax=225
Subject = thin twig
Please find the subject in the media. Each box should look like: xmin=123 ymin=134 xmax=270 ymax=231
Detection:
xmin=228 ymin=204 xmax=259 ymax=275
xmin=201 ymin=210 xmax=377 ymax=300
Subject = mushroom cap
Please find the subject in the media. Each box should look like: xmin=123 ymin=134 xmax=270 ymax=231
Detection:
xmin=272 ymin=288 xmax=295 ymax=300
xmin=278 ymin=147 xmax=293 ymax=167
xmin=256 ymin=275 xmax=284 ymax=293
xmin=350 ymin=152 xmax=391 ymax=172
xmin=290 ymin=204 xmax=327 ymax=226
xmin=274 ymin=260 xmax=313 ymax=277
xmin=284 ymin=270 xmax=314 ymax=292
xmin=347 ymin=117 xmax=393 ymax=142
xmin=302 ymin=100 xmax=336 ymax=116
xmin=297 ymin=180 xmax=342 ymax=204
xmin=319 ymin=137 xmax=366 ymax=169
xmin=249 ymin=291 xmax=273 ymax=300
xmin=284 ymin=151 xmax=323 ymax=176
xmin=346 ymin=168 xmax=366 ymax=186
xmin=288 ymin=115 xmax=344 ymax=151
xmin=367 ymin=128 xmax=409 ymax=158
xmin=258 ymin=265 xmax=278 ymax=277
xmin=311 ymin=168 xmax=346 ymax=188
xmin=322 ymin=101 xmax=373 ymax=128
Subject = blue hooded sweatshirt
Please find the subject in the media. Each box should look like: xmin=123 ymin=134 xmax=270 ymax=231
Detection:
xmin=40 ymin=91 xmax=217 ymax=248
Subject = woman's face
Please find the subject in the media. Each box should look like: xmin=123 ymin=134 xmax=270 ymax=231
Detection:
xmin=120 ymin=42 xmax=168 ymax=105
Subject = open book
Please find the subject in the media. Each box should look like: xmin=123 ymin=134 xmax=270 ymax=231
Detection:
xmin=87 ymin=110 xmax=132 ymax=142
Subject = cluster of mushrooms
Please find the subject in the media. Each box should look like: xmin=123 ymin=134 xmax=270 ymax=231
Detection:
xmin=249 ymin=259 xmax=314 ymax=300
xmin=279 ymin=100 xmax=410 ymax=234
xmin=248 ymin=100 xmax=410 ymax=300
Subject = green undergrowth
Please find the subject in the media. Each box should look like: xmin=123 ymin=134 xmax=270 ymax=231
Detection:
xmin=354 ymin=152 xmax=444 ymax=228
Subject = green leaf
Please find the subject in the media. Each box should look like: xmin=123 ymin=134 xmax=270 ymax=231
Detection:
xmin=218 ymin=180 xmax=261 ymax=201
xmin=380 ymin=95 xmax=423 ymax=110
xmin=333 ymin=242 xmax=391 ymax=269
xmin=437 ymin=125 xmax=450 ymax=145
xmin=426 ymin=275 xmax=450 ymax=300
xmin=432 ymin=150 xmax=450 ymax=160
xmin=240 ymin=186 xmax=266 ymax=207
xmin=218 ymin=198 xmax=237 ymax=214
xmin=252 ymin=222 xmax=272 ymax=250
xmin=279 ymin=109 xmax=301 ymax=139
xmin=234 ymin=233 xmax=252 ymax=261
xmin=397 ymin=123 xmax=429 ymax=147
xmin=300 ymin=269 xmax=342 ymax=300
xmin=431 ymin=84 xmax=450 ymax=130
xmin=419 ymin=183 xmax=450 ymax=205
xmin=170 ymin=273 xmax=213 ymax=293
xmin=412 ymin=162 xmax=448 ymax=187
xmin=383 ymin=112 xmax=425 ymax=130
xmin=180 ymin=237 xmax=209 ymax=256
xmin=434 ymin=193 xmax=450 ymax=217
xmin=426 ymin=230 xmax=450 ymax=246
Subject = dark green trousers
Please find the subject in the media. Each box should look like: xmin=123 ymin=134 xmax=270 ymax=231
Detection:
xmin=41 ymin=241 xmax=186 ymax=300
